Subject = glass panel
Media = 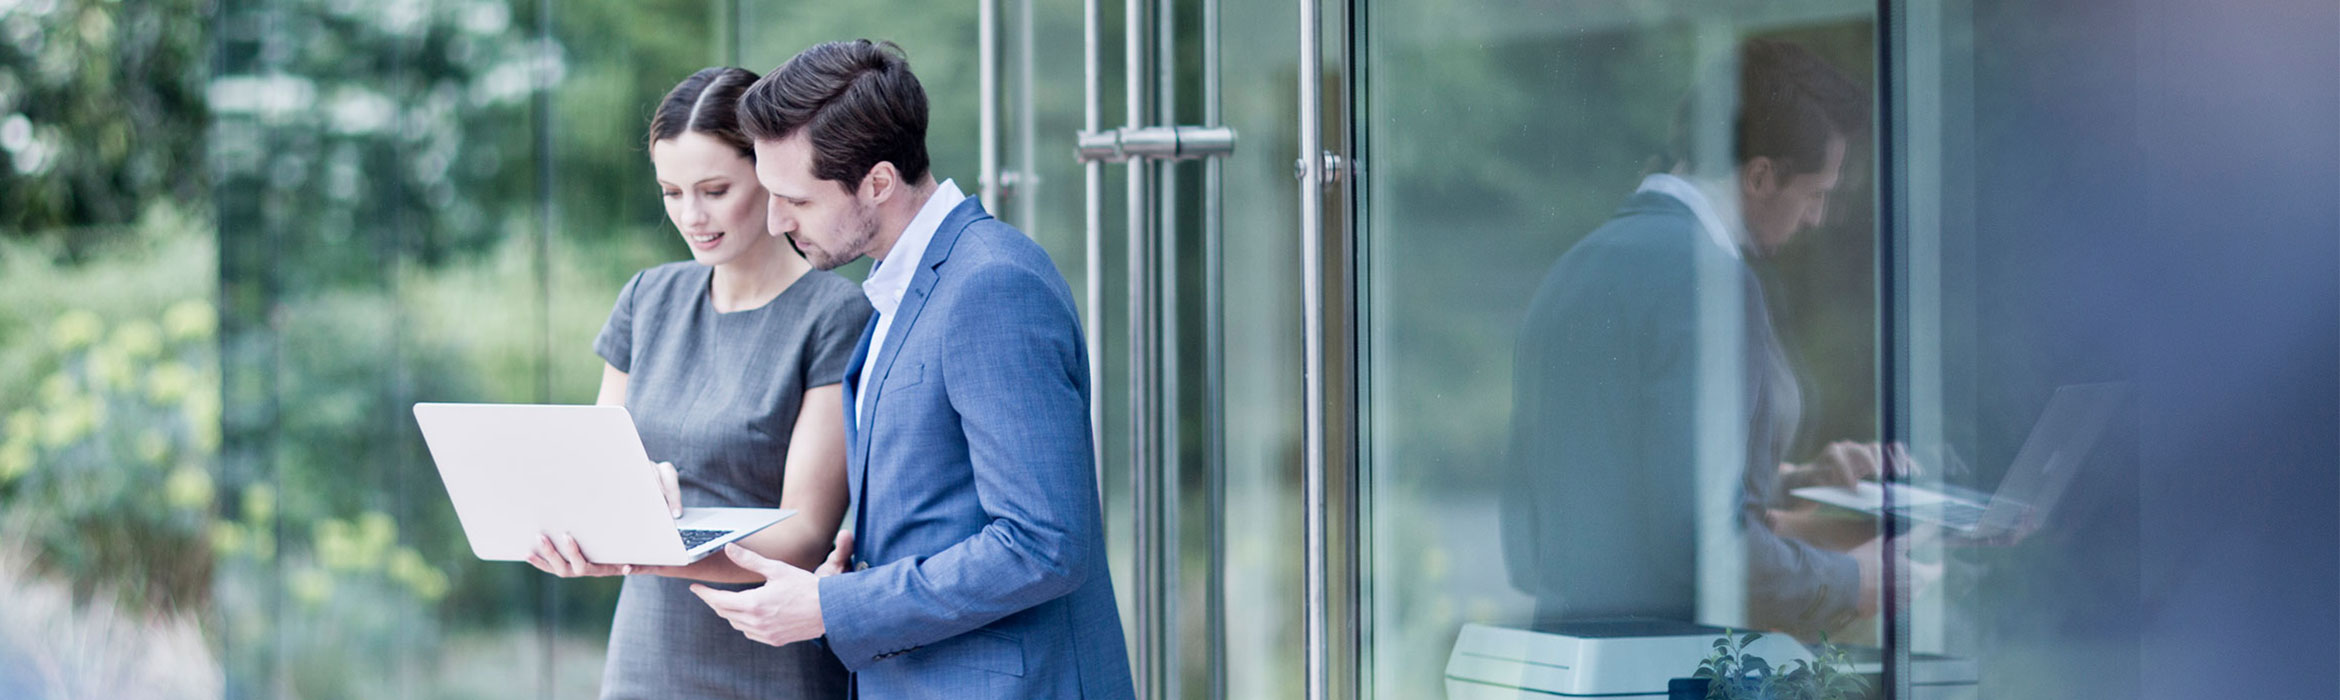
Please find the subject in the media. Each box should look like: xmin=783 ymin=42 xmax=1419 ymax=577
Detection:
xmin=1891 ymin=1 xmax=2340 ymax=698
xmin=204 ymin=0 xmax=617 ymax=694
xmin=1 ymin=5 xmax=224 ymax=698
xmin=2 ymin=0 xmax=758 ymax=696
xmin=1356 ymin=3 xmax=1884 ymax=699
xmin=987 ymin=0 xmax=1136 ymax=674
xmin=1214 ymin=0 xmax=1308 ymax=697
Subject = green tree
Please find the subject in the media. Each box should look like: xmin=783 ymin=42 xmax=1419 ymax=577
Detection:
xmin=0 ymin=0 xmax=208 ymax=258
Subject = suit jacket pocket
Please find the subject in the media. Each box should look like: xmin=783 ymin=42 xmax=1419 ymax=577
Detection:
xmin=880 ymin=362 xmax=926 ymax=392
xmin=916 ymin=627 xmax=1025 ymax=677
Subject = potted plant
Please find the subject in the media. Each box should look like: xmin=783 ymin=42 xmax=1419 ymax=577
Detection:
xmin=1669 ymin=629 xmax=1868 ymax=700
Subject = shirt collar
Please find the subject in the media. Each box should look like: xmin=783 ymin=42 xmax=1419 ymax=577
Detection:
xmin=861 ymin=178 xmax=965 ymax=316
xmin=1636 ymin=173 xmax=1745 ymax=259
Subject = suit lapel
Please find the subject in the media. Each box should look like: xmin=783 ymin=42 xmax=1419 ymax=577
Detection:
xmin=847 ymin=196 xmax=991 ymax=477
xmin=841 ymin=312 xmax=880 ymax=500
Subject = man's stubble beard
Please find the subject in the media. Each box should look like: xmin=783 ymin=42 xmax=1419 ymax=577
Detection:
xmin=802 ymin=203 xmax=881 ymax=272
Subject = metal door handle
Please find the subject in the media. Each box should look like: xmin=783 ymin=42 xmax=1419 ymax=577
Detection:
xmin=1077 ymin=125 xmax=1239 ymax=163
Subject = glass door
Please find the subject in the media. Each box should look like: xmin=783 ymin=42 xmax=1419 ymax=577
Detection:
xmin=1028 ymin=0 xmax=1316 ymax=697
xmin=1026 ymin=2 xmax=1897 ymax=700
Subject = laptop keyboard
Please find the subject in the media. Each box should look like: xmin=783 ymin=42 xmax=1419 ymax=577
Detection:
xmin=1892 ymin=501 xmax=1987 ymax=529
xmin=1938 ymin=503 xmax=1986 ymax=529
xmin=678 ymin=528 xmax=731 ymax=549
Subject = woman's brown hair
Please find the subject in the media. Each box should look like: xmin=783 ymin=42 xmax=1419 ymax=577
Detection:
xmin=648 ymin=66 xmax=761 ymax=157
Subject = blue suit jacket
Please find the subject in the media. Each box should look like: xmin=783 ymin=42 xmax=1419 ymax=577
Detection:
xmin=820 ymin=197 xmax=1135 ymax=699
xmin=1499 ymin=191 xmax=1859 ymax=635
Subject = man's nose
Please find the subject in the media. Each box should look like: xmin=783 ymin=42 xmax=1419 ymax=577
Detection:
xmin=767 ymin=206 xmax=792 ymax=237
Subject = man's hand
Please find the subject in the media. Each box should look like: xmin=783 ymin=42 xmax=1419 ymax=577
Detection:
xmin=691 ymin=544 xmax=826 ymax=647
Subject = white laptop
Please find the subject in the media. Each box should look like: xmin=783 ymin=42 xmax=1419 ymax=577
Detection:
xmin=1792 ymin=382 xmax=2125 ymax=536
xmin=412 ymin=403 xmax=792 ymax=566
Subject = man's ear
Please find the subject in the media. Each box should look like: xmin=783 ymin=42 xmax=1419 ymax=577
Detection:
xmin=860 ymin=161 xmax=900 ymax=205
xmin=1739 ymin=156 xmax=1779 ymax=198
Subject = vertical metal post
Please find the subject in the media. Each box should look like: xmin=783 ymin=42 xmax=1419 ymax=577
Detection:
xmin=1015 ymin=0 xmax=1039 ymax=232
xmin=717 ymin=0 xmax=739 ymax=67
xmin=1082 ymin=0 xmax=1105 ymax=514
xmin=1201 ymin=0 xmax=1228 ymax=694
xmin=533 ymin=0 xmax=559 ymax=696
xmin=1124 ymin=0 xmax=1162 ymax=696
xmin=1297 ymin=4 xmax=1330 ymax=700
xmin=1876 ymin=0 xmax=1912 ymax=697
xmin=979 ymin=0 xmax=1001 ymax=212
xmin=1152 ymin=0 xmax=1182 ymax=695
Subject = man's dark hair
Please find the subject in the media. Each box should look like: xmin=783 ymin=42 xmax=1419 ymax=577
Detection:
xmin=736 ymin=40 xmax=930 ymax=192
xmin=648 ymin=66 xmax=760 ymax=156
xmin=1662 ymin=39 xmax=1869 ymax=175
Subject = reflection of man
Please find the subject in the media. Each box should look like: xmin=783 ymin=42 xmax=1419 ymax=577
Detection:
xmin=689 ymin=40 xmax=1136 ymax=698
xmin=1501 ymin=40 xmax=1876 ymax=636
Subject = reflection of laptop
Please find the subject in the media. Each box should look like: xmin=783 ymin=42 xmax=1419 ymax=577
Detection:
xmin=412 ymin=403 xmax=792 ymax=566
xmin=1792 ymin=382 xmax=2125 ymax=534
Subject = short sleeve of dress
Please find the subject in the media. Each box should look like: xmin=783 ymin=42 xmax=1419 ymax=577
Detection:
xmin=806 ymin=284 xmax=875 ymax=388
xmin=594 ymin=270 xmax=647 ymax=373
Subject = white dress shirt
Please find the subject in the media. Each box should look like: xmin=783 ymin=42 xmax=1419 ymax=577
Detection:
xmin=856 ymin=178 xmax=965 ymax=425
xmin=1636 ymin=172 xmax=1746 ymax=259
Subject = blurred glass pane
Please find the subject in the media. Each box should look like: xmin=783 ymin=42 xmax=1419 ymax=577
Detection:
xmin=1891 ymin=2 xmax=2340 ymax=698
xmin=1358 ymin=3 xmax=1882 ymax=699
xmin=0 ymin=0 xmax=748 ymax=696
xmin=1215 ymin=0 xmax=1308 ymax=697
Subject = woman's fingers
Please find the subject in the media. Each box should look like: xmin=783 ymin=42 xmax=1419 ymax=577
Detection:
xmin=533 ymin=534 xmax=571 ymax=577
xmin=1848 ymin=442 xmax=1883 ymax=480
xmin=1811 ymin=442 xmax=1865 ymax=487
xmin=656 ymin=461 xmax=682 ymax=518
xmin=557 ymin=533 xmax=594 ymax=570
xmin=532 ymin=533 xmax=618 ymax=578
xmin=816 ymin=530 xmax=855 ymax=576
xmin=1885 ymin=442 xmax=1925 ymax=479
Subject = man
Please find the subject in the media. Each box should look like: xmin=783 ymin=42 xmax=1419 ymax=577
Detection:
xmin=689 ymin=40 xmax=1136 ymax=698
xmin=1500 ymin=39 xmax=1899 ymax=637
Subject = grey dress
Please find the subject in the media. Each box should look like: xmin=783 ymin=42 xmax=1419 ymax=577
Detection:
xmin=592 ymin=262 xmax=871 ymax=699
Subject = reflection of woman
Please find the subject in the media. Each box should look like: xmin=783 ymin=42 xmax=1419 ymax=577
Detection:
xmin=526 ymin=67 xmax=867 ymax=699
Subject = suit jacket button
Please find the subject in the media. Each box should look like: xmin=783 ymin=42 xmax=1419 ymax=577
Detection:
xmin=855 ymin=561 xmax=869 ymax=571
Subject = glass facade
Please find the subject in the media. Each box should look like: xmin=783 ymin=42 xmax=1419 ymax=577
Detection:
xmin=0 ymin=0 xmax=2333 ymax=698
xmin=1359 ymin=5 xmax=1894 ymax=698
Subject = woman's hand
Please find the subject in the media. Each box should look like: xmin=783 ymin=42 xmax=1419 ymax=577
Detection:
xmin=527 ymin=532 xmax=629 ymax=578
xmin=814 ymin=529 xmax=854 ymax=576
xmin=1781 ymin=441 xmax=1920 ymax=492
xmin=529 ymin=458 xmax=686 ymax=578
xmin=653 ymin=460 xmax=682 ymax=518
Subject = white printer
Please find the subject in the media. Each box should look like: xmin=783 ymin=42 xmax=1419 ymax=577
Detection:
xmin=1445 ymin=620 xmax=1978 ymax=699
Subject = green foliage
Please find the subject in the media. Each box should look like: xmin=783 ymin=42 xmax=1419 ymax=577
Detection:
xmin=1692 ymin=629 xmax=1868 ymax=700
xmin=0 ymin=204 xmax=220 ymax=612
xmin=0 ymin=205 xmax=466 ymax=696
xmin=7 ymin=0 xmax=1000 ymax=696
xmin=208 ymin=0 xmax=555 ymax=285
xmin=0 ymin=0 xmax=209 ymax=254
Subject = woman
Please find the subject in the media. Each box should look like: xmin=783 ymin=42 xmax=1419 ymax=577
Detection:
xmin=526 ymin=66 xmax=868 ymax=699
